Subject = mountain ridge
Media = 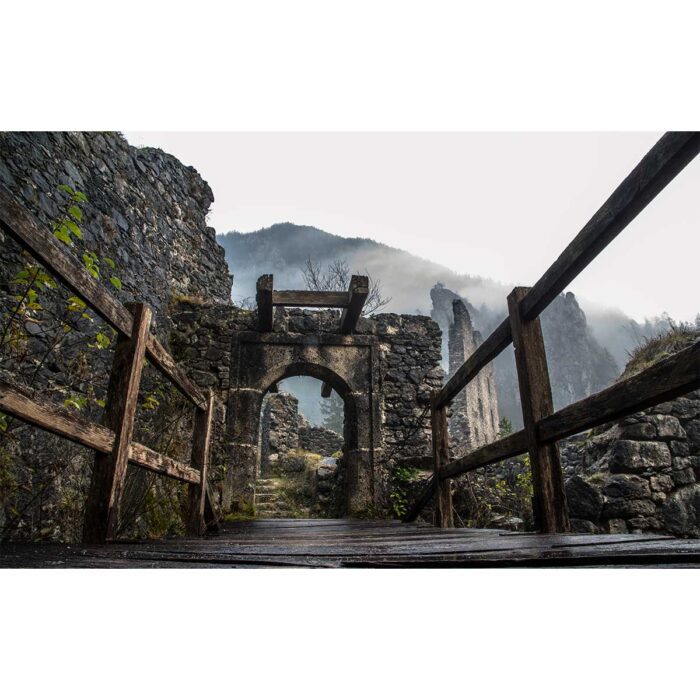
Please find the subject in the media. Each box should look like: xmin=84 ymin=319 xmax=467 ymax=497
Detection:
xmin=218 ymin=222 xmax=672 ymax=363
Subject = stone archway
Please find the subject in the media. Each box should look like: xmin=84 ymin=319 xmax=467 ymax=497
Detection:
xmin=224 ymin=330 xmax=381 ymax=515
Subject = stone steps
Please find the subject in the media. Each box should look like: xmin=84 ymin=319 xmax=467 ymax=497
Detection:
xmin=254 ymin=477 xmax=295 ymax=518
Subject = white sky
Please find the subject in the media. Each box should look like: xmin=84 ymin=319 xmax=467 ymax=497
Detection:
xmin=124 ymin=132 xmax=699 ymax=322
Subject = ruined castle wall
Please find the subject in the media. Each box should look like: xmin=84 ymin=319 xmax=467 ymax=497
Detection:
xmin=170 ymin=305 xmax=443 ymax=514
xmin=298 ymin=422 xmax=344 ymax=456
xmin=0 ymin=133 xmax=234 ymax=541
xmin=563 ymin=391 xmax=700 ymax=537
xmin=447 ymin=300 xmax=499 ymax=451
xmin=260 ymin=392 xmax=300 ymax=471
xmin=0 ymin=132 xmax=232 ymax=333
xmin=371 ymin=313 xmax=444 ymax=462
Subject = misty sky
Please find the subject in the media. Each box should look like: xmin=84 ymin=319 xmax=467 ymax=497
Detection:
xmin=124 ymin=132 xmax=699 ymax=322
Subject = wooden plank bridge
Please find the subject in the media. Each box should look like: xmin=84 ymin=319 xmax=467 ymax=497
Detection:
xmin=1 ymin=132 xmax=700 ymax=567
xmin=3 ymin=519 xmax=700 ymax=568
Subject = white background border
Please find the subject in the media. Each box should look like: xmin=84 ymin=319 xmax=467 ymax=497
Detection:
xmin=2 ymin=2 xmax=699 ymax=697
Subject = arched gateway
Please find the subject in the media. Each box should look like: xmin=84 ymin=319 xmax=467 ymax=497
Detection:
xmin=224 ymin=273 xmax=381 ymax=515
xmin=169 ymin=273 xmax=444 ymax=518
xmin=226 ymin=332 xmax=380 ymax=514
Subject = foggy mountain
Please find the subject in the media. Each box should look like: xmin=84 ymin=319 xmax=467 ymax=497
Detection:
xmin=217 ymin=223 xmax=678 ymax=425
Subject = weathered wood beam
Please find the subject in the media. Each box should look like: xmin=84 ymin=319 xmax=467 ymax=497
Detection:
xmin=402 ymin=474 xmax=435 ymax=523
xmin=84 ymin=303 xmax=152 ymax=544
xmin=521 ymin=132 xmax=700 ymax=321
xmin=433 ymin=133 xmax=700 ymax=410
xmin=0 ymin=185 xmax=133 ymax=335
xmin=431 ymin=392 xmax=453 ymax=527
xmin=508 ymin=287 xmax=569 ymax=533
xmin=0 ymin=379 xmax=200 ymax=484
xmin=256 ymin=274 xmax=273 ymax=332
xmin=272 ymin=290 xmax=350 ymax=308
xmin=339 ymin=275 xmax=369 ymax=334
xmin=129 ymin=442 xmax=200 ymax=483
xmin=439 ymin=429 xmax=528 ymax=479
xmin=539 ymin=338 xmax=700 ymax=444
xmin=399 ymin=454 xmax=434 ymax=470
xmin=146 ymin=336 xmax=206 ymax=410
xmin=0 ymin=185 xmax=206 ymax=410
xmin=0 ymin=377 xmax=114 ymax=453
xmin=435 ymin=318 xmax=511 ymax=409
xmin=402 ymin=337 xmax=700 ymax=520
xmin=186 ymin=390 xmax=215 ymax=536
xmin=321 ymin=382 xmax=332 ymax=398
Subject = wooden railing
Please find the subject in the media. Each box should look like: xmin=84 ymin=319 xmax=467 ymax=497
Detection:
xmin=0 ymin=185 xmax=218 ymax=544
xmin=404 ymin=131 xmax=700 ymax=532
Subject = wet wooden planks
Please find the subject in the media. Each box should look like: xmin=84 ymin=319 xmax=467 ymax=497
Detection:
xmin=2 ymin=519 xmax=700 ymax=568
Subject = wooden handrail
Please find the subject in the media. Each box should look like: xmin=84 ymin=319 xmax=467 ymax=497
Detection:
xmin=406 ymin=131 xmax=700 ymax=527
xmin=0 ymin=186 xmax=219 ymax=542
xmin=0 ymin=379 xmax=200 ymax=484
xmin=537 ymin=338 xmax=700 ymax=445
xmin=433 ymin=132 xmax=700 ymax=411
xmin=435 ymin=319 xmax=511 ymax=409
xmin=0 ymin=185 xmax=206 ymax=411
xmin=431 ymin=339 xmax=699 ymax=483
xmin=521 ymin=132 xmax=700 ymax=321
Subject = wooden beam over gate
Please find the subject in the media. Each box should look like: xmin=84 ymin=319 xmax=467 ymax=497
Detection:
xmin=272 ymin=290 xmax=350 ymax=308
xmin=339 ymin=275 xmax=369 ymax=334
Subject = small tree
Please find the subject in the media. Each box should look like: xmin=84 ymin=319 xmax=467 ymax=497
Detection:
xmin=497 ymin=416 xmax=513 ymax=438
xmin=301 ymin=257 xmax=391 ymax=315
xmin=321 ymin=391 xmax=344 ymax=434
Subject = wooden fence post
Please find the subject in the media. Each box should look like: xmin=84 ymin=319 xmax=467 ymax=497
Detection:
xmin=186 ymin=389 xmax=215 ymax=536
xmin=83 ymin=303 xmax=152 ymax=544
xmin=431 ymin=391 xmax=454 ymax=528
xmin=256 ymin=274 xmax=273 ymax=332
xmin=507 ymin=287 xmax=570 ymax=533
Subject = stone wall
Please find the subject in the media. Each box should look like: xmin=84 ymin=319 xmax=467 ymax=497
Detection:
xmin=298 ymin=419 xmax=344 ymax=456
xmin=0 ymin=132 xmax=232 ymax=330
xmin=260 ymin=392 xmax=300 ymax=472
xmin=0 ymin=133 xmax=233 ymax=541
xmin=372 ymin=313 xmax=444 ymax=461
xmin=170 ymin=304 xmax=443 ymax=515
xmin=447 ymin=299 xmax=499 ymax=451
xmin=563 ymin=391 xmax=700 ymax=537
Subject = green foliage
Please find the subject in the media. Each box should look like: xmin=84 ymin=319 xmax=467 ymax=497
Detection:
xmin=389 ymin=463 xmax=417 ymax=518
xmin=460 ymin=454 xmax=534 ymax=531
xmin=621 ymin=324 xmax=699 ymax=381
xmin=142 ymin=393 xmax=160 ymax=411
xmin=497 ymin=416 xmax=513 ymax=438
xmin=0 ymin=186 xmax=140 ymax=543
xmin=321 ymin=390 xmax=344 ymax=433
xmin=63 ymin=395 xmax=88 ymax=412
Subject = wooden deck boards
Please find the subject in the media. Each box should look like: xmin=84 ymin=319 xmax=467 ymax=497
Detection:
xmin=2 ymin=519 xmax=700 ymax=568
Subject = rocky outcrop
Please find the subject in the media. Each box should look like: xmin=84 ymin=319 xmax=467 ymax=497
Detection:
xmin=563 ymin=390 xmax=700 ymax=537
xmin=431 ymin=284 xmax=618 ymax=429
xmin=447 ymin=299 xmax=499 ymax=450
